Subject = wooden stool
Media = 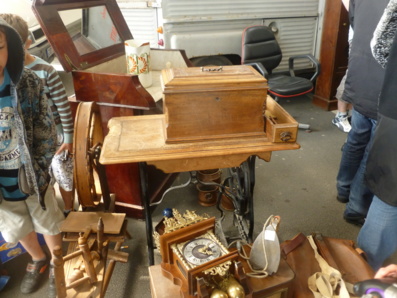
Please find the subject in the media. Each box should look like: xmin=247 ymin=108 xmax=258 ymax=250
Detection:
xmin=54 ymin=212 xmax=129 ymax=297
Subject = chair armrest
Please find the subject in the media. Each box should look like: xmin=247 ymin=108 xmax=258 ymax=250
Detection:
xmin=288 ymin=54 xmax=321 ymax=82
xmin=243 ymin=62 xmax=269 ymax=78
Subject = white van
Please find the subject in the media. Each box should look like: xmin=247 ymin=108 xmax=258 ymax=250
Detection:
xmin=118 ymin=0 xmax=326 ymax=71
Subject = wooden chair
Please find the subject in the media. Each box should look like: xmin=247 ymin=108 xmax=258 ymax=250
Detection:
xmin=241 ymin=25 xmax=320 ymax=130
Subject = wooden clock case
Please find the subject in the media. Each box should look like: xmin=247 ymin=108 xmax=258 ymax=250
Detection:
xmin=32 ymin=0 xmax=192 ymax=218
xmin=159 ymin=217 xmax=249 ymax=297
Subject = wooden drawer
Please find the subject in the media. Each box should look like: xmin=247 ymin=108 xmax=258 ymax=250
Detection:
xmin=265 ymin=97 xmax=298 ymax=143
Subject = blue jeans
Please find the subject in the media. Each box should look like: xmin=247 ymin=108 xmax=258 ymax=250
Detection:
xmin=357 ymin=196 xmax=397 ymax=270
xmin=336 ymin=109 xmax=376 ymax=216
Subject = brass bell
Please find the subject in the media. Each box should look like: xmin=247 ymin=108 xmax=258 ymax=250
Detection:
xmin=225 ymin=276 xmax=245 ymax=298
xmin=210 ymin=288 xmax=229 ymax=298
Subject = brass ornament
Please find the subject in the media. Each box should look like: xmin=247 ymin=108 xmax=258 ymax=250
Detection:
xmin=163 ymin=209 xmax=209 ymax=233
xmin=219 ymin=275 xmax=245 ymax=298
xmin=227 ymin=283 xmax=245 ymax=298
xmin=210 ymin=288 xmax=229 ymax=298
xmin=203 ymin=260 xmax=232 ymax=276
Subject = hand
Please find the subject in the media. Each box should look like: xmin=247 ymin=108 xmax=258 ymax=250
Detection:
xmin=374 ymin=264 xmax=397 ymax=279
xmin=198 ymin=245 xmax=213 ymax=255
xmin=55 ymin=142 xmax=73 ymax=155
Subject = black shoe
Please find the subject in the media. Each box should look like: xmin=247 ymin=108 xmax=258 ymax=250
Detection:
xmin=20 ymin=258 xmax=48 ymax=294
xmin=337 ymin=195 xmax=349 ymax=203
xmin=48 ymin=265 xmax=56 ymax=298
xmin=343 ymin=212 xmax=365 ymax=226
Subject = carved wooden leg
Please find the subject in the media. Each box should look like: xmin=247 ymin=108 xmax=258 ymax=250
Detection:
xmin=53 ymin=245 xmax=67 ymax=298
xmin=78 ymin=235 xmax=98 ymax=283
xmin=97 ymin=218 xmax=104 ymax=258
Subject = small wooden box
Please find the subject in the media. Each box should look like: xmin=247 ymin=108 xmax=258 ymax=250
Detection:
xmin=161 ymin=65 xmax=268 ymax=143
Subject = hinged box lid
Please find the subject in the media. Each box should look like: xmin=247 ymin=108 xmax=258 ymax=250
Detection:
xmin=32 ymin=0 xmax=132 ymax=72
xmin=161 ymin=65 xmax=268 ymax=93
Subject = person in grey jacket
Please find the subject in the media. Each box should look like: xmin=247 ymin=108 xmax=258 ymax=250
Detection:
xmin=335 ymin=0 xmax=389 ymax=225
xmin=357 ymin=0 xmax=397 ymax=271
xmin=0 ymin=17 xmax=64 ymax=295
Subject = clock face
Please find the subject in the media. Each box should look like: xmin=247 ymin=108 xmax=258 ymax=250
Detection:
xmin=182 ymin=237 xmax=222 ymax=266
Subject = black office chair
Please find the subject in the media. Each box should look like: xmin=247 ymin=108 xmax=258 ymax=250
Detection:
xmin=241 ymin=25 xmax=320 ymax=130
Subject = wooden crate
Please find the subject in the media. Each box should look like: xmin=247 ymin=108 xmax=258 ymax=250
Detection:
xmin=161 ymin=65 xmax=268 ymax=143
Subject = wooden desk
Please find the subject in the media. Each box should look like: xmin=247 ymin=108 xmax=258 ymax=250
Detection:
xmin=100 ymin=99 xmax=300 ymax=265
xmin=100 ymin=114 xmax=299 ymax=172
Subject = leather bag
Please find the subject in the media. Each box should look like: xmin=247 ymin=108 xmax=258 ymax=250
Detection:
xmin=280 ymin=233 xmax=374 ymax=298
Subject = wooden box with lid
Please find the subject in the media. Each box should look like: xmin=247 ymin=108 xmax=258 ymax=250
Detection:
xmin=161 ymin=65 xmax=268 ymax=143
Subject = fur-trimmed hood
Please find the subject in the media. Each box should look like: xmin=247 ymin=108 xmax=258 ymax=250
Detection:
xmin=371 ymin=0 xmax=397 ymax=68
xmin=0 ymin=17 xmax=24 ymax=84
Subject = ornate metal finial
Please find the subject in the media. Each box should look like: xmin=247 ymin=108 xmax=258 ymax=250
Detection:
xmin=162 ymin=208 xmax=209 ymax=234
xmin=153 ymin=209 xmax=210 ymax=247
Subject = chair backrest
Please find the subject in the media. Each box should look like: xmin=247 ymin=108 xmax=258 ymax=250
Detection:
xmin=241 ymin=26 xmax=282 ymax=74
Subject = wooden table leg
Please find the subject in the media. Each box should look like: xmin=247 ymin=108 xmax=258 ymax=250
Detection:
xmin=247 ymin=155 xmax=257 ymax=242
xmin=53 ymin=245 xmax=67 ymax=298
xmin=139 ymin=162 xmax=155 ymax=265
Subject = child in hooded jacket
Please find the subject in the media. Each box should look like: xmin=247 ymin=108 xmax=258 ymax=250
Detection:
xmin=0 ymin=17 xmax=64 ymax=296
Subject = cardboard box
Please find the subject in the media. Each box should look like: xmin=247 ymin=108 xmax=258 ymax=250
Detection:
xmin=0 ymin=233 xmax=45 ymax=263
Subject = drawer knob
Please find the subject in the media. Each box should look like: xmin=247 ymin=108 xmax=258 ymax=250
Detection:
xmin=280 ymin=131 xmax=292 ymax=142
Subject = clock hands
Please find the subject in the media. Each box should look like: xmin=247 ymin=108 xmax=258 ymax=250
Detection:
xmin=182 ymin=236 xmax=223 ymax=265
xmin=198 ymin=244 xmax=213 ymax=256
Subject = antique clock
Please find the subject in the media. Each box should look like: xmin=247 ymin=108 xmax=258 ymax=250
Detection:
xmin=157 ymin=210 xmax=241 ymax=297
xmin=172 ymin=230 xmax=227 ymax=267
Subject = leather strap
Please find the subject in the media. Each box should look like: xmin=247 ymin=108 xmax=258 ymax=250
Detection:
xmin=307 ymin=235 xmax=350 ymax=298
xmin=280 ymin=232 xmax=307 ymax=257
